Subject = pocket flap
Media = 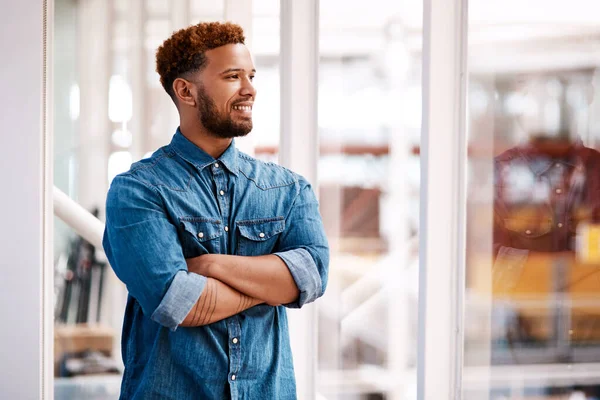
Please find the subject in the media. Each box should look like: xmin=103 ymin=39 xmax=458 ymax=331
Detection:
xmin=237 ymin=218 xmax=285 ymax=241
xmin=504 ymin=217 xmax=552 ymax=238
xmin=179 ymin=217 xmax=223 ymax=242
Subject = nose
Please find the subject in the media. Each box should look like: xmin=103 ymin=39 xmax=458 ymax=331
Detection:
xmin=240 ymin=76 xmax=256 ymax=98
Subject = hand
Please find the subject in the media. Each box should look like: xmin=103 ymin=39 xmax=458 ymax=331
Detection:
xmin=186 ymin=254 xmax=217 ymax=277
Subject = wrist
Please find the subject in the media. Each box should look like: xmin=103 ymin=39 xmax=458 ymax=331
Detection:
xmin=203 ymin=254 xmax=218 ymax=278
xmin=187 ymin=254 xmax=217 ymax=277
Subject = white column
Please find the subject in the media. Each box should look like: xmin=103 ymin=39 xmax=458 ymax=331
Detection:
xmin=224 ymin=0 xmax=255 ymax=156
xmin=279 ymin=1 xmax=319 ymax=399
xmin=224 ymin=0 xmax=253 ymax=51
xmin=387 ymin=129 xmax=410 ymax=400
xmin=418 ymin=0 xmax=468 ymax=399
xmin=0 ymin=1 xmax=53 ymax=399
xmin=130 ymin=0 xmax=148 ymax=159
xmin=170 ymin=0 xmax=190 ymax=31
xmin=167 ymin=0 xmax=191 ymax=141
xmin=77 ymin=0 xmax=111 ymax=209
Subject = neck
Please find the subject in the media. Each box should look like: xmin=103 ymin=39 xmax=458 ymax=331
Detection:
xmin=528 ymin=134 xmax=574 ymax=157
xmin=179 ymin=119 xmax=233 ymax=159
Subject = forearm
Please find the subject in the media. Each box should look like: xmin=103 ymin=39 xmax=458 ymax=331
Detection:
xmin=179 ymin=277 xmax=263 ymax=327
xmin=187 ymin=254 xmax=299 ymax=305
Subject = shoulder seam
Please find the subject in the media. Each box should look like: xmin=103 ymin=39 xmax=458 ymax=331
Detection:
xmin=128 ymin=148 xmax=172 ymax=174
xmin=125 ymin=148 xmax=193 ymax=192
xmin=114 ymin=173 xmax=160 ymax=195
xmin=238 ymin=168 xmax=296 ymax=191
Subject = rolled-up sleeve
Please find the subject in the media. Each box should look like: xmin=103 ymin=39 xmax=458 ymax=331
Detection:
xmin=151 ymin=270 xmax=206 ymax=330
xmin=274 ymin=177 xmax=329 ymax=308
xmin=102 ymin=174 xmax=204 ymax=331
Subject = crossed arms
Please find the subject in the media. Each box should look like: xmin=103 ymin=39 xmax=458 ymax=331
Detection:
xmin=180 ymin=254 xmax=300 ymax=327
xmin=103 ymin=174 xmax=329 ymax=331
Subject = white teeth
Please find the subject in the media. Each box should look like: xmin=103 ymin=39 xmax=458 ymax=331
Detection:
xmin=233 ymin=105 xmax=252 ymax=111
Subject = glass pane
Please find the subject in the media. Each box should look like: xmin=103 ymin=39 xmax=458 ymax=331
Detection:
xmin=53 ymin=0 xmax=126 ymax=397
xmin=317 ymin=1 xmax=422 ymax=399
xmin=464 ymin=2 xmax=600 ymax=399
xmin=53 ymin=0 xmax=125 ymax=400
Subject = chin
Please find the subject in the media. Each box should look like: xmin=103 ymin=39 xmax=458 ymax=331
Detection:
xmin=224 ymin=127 xmax=252 ymax=139
xmin=236 ymin=123 xmax=253 ymax=134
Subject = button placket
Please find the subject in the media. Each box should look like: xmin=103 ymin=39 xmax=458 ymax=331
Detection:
xmin=227 ymin=318 xmax=242 ymax=386
xmin=212 ymin=168 xmax=230 ymax=253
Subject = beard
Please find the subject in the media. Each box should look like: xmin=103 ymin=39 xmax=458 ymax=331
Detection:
xmin=196 ymin=87 xmax=252 ymax=139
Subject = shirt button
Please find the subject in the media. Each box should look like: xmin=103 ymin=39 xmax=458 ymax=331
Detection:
xmin=225 ymin=226 xmax=229 ymax=232
xmin=197 ymin=232 xmax=204 ymax=239
xmin=214 ymin=163 xmax=220 ymax=168
xmin=220 ymin=190 xmax=225 ymax=196
xmin=556 ymin=188 xmax=562 ymax=194
xmin=231 ymin=374 xmax=236 ymax=381
xmin=232 ymin=337 xmax=238 ymax=344
xmin=558 ymin=223 xmax=564 ymax=228
xmin=555 ymin=163 xmax=561 ymax=168
xmin=259 ymin=232 xmax=265 ymax=238
xmin=525 ymin=230 xmax=532 ymax=235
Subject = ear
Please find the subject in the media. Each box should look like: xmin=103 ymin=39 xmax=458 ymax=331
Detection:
xmin=172 ymin=78 xmax=196 ymax=107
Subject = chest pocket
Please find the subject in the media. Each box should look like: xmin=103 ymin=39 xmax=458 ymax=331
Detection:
xmin=503 ymin=206 xmax=553 ymax=238
xmin=236 ymin=217 xmax=285 ymax=256
xmin=179 ymin=217 xmax=223 ymax=257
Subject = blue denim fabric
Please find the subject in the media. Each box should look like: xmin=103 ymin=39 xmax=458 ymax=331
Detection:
xmin=103 ymin=129 xmax=329 ymax=399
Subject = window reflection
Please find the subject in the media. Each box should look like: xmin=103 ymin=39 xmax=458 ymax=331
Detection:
xmin=491 ymin=71 xmax=600 ymax=360
xmin=467 ymin=37 xmax=600 ymax=397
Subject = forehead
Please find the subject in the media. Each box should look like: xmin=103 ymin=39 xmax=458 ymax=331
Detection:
xmin=203 ymin=43 xmax=255 ymax=73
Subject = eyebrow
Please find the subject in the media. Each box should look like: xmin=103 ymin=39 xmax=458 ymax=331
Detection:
xmin=220 ymin=68 xmax=257 ymax=75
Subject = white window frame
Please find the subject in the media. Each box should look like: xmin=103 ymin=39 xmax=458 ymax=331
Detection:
xmin=279 ymin=1 xmax=320 ymax=399
xmin=0 ymin=1 xmax=54 ymax=399
xmin=418 ymin=0 xmax=468 ymax=399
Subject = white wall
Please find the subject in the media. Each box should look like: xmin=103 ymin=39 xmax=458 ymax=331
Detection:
xmin=0 ymin=1 xmax=48 ymax=399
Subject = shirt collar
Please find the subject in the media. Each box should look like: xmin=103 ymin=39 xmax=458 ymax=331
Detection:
xmin=169 ymin=128 xmax=239 ymax=176
xmin=517 ymin=137 xmax=584 ymax=175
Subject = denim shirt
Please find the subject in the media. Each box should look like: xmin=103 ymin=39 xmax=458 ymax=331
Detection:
xmin=102 ymin=129 xmax=329 ymax=400
xmin=494 ymin=140 xmax=600 ymax=253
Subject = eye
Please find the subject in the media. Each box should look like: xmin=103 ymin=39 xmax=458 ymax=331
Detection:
xmin=227 ymin=74 xmax=239 ymax=80
xmin=249 ymin=75 xmax=255 ymax=81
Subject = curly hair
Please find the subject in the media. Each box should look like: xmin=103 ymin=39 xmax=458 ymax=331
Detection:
xmin=156 ymin=22 xmax=245 ymax=100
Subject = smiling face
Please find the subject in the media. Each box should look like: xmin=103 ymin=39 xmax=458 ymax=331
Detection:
xmin=191 ymin=43 xmax=257 ymax=139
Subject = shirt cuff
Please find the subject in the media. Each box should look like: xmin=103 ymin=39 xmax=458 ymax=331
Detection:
xmin=150 ymin=270 xmax=207 ymax=331
xmin=274 ymin=248 xmax=322 ymax=308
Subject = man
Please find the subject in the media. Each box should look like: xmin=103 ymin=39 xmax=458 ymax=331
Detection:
xmin=103 ymin=22 xmax=329 ymax=399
